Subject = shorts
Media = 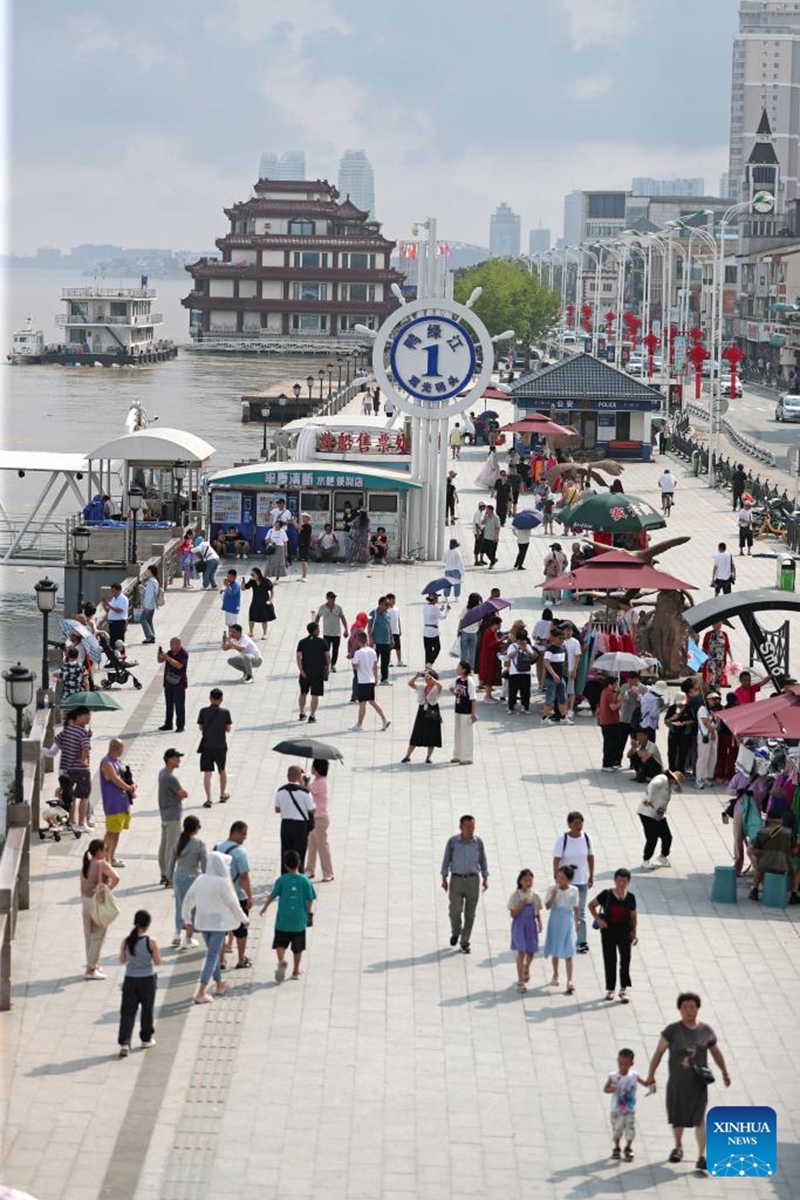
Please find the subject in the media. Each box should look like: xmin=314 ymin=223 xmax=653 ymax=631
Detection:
xmin=104 ymin=811 xmax=131 ymax=834
xmin=273 ymin=928 xmax=306 ymax=953
xmin=224 ymin=611 xmax=241 ymax=627
xmin=68 ymin=768 xmax=92 ymax=800
xmin=232 ymin=897 xmax=250 ymax=940
xmin=566 ymin=677 xmax=576 ymax=697
xmin=610 ymin=1112 xmax=636 ymax=1141
xmin=200 ymin=746 xmax=227 ymax=773
xmin=544 ymin=678 xmax=567 ymax=707
xmin=299 ymin=675 xmax=324 ymax=696
xmin=393 ymin=634 xmax=402 ymax=651
xmin=357 ymin=682 xmax=376 ymax=702
xmin=297 ymin=546 xmax=310 ymax=562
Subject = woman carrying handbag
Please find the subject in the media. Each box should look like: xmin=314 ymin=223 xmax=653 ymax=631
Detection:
xmin=79 ymin=839 xmax=120 ymax=980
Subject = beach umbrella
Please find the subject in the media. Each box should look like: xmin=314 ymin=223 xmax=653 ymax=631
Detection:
xmin=556 ymin=492 xmax=666 ymax=534
xmin=61 ymin=690 xmax=121 ymax=712
xmin=591 ymin=651 xmax=654 ymax=675
xmin=714 ymin=685 xmax=800 ymax=739
xmin=458 ymin=598 xmax=511 ymax=628
xmin=511 ymin=510 xmax=544 ymax=530
xmin=537 ymin=550 xmax=696 ymax=594
xmin=421 ymin=578 xmax=452 ymax=595
xmin=273 ymin=737 xmax=344 ymax=762
xmin=59 ymin=619 xmax=103 ymax=663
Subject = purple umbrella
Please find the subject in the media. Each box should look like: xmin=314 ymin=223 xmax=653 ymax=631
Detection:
xmin=511 ymin=510 xmax=544 ymax=530
xmin=458 ymin=597 xmax=511 ymax=629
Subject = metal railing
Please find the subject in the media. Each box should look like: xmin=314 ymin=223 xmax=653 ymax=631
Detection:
xmin=669 ymin=417 xmax=789 ymax=510
xmin=61 ymin=287 xmax=156 ymax=299
xmin=0 ymin=514 xmax=70 ymax=563
xmin=56 ymin=313 xmax=163 ymax=327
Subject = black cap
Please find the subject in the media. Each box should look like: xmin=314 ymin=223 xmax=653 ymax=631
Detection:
xmin=163 ymin=748 xmax=183 ymax=761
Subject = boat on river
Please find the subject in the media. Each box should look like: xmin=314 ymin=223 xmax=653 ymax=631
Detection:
xmin=7 ymin=315 xmax=45 ymax=364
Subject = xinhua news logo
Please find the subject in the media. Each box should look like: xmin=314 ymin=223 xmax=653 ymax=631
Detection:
xmin=706 ymin=1106 xmax=777 ymax=1178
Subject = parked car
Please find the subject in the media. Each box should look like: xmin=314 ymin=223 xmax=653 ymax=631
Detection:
xmin=775 ymin=393 xmax=800 ymax=421
xmin=720 ymin=376 xmax=743 ymax=398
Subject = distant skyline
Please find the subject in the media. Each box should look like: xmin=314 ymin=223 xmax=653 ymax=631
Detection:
xmin=5 ymin=1 xmax=738 ymax=255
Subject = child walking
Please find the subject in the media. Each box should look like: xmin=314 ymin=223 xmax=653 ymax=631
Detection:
xmin=508 ymin=869 xmax=543 ymax=993
xmin=543 ymin=864 xmax=580 ymax=994
xmin=117 ymin=909 xmax=160 ymax=1058
xmin=603 ymin=1048 xmax=647 ymax=1161
xmin=260 ymin=850 xmax=316 ymax=984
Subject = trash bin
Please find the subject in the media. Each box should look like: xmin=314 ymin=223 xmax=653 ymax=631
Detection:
xmin=776 ymin=554 xmax=796 ymax=591
xmin=691 ymin=450 xmax=701 ymax=476
xmin=762 ymin=871 xmax=789 ymax=908
xmin=663 ymin=435 xmax=672 ymax=453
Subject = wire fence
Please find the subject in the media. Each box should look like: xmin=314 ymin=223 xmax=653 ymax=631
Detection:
xmin=669 ymin=414 xmax=790 ymax=510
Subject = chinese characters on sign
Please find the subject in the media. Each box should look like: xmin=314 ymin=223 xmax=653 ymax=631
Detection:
xmin=390 ymin=314 xmax=477 ymax=403
xmin=316 ymin=431 xmax=408 ymax=454
xmin=258 ymin=473 xmax=365 ymax=489
xmin=211 ymin=491 xmax=243 ymax=523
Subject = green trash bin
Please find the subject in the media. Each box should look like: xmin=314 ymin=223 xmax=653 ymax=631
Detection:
xmin=776 ymin=554 xmax=796 ymax=591
xmin=691 ymin=450 xmax=701 ymax=476
xmin=663 ymin=435 xmax=672 ymax=453
xmin=711 ymin=865 xmax=737 ymax=904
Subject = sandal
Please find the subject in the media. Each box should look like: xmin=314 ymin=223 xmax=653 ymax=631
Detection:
xmin=235 ymin=958 xmax=252 ymax=969
xmin=220 ymin=793 xmax=230 ymax=802
xmin=565 ymin=984 xmax=575 ymax=995
xmin=611 ymin=1147 xmax=621 ymax=1160
xmin=193 ymin=993 xmax=213 ymax=1005
xmin=668 ymin=1148 xmax=683 ymax=1163
xmin=605 ymin=991 xmax=614 ymax=1001
xmin=548 ymin=977 xmax=559 ymax=987
xmin=203 ymin=800 xmax=212 ymax=809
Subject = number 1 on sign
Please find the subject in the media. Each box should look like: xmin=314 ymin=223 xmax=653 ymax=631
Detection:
xmin=423 ymin=344 xmax=441 ymax=377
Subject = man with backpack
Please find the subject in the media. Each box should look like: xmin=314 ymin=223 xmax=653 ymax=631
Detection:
xmin=213 ymin=820 xmax=253 ymax=969
xmin=506 ymin=629 xmax=536 ymax=714
xmin=552 ymin=811 xmax=595 ymax=954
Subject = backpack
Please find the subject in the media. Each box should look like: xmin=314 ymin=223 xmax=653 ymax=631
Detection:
xmin=515 ymin=647 xmax=532 ymax=674
xmin=741 ymin=793 xmax=764 ymax=842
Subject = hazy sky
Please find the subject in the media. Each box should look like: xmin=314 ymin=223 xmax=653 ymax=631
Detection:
xmin=5 ymin=0 xmax=738 ymax=255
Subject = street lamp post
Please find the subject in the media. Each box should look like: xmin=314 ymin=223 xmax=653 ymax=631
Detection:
xmin=292 ymin=382 xmax=302 ymax=406
xmin=336 ymin=355 xmax=343 ymax=390
xmin=326 ymin=361 xmax=334 ymax=399
xmin=34 ymin=577 xmax=58 ymax=704
xmin=4 ymin=663 xmax=35 ymax=803
xmin=128 ymin=485 xmax=144 ymax=566
xmin=73 ymin=524 xmax=91 ymax=610
xmin=306 ymin=374 xmax=314 ymax=401
xmin=318 ymin=368 xmax=325 ymax=401
xmin=260 ymin=405 xmax=271 ymax=457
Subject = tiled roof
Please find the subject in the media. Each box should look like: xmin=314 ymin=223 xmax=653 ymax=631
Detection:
xmin=511 ymin=353 xmax=662 ymax=401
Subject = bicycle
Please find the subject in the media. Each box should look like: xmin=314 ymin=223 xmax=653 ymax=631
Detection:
xmin=661 ymin=492 xmax=674 ymax=517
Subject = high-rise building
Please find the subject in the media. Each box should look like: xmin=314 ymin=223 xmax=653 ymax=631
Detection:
xmin=489 ymin=203 xmax=520 ymax=257
xmin=258 ymin=151 xmax=306 ymax=180
xmin=719 ymin=171 xmax=731 ymax=199
xmin=728 ymin=2 xmax=800 ymax=206
xmin=528 ymin=227 xmax=551 ymax=255
xmin=337 ymin=150 xmax=375 ymax=218
xmin=631 ymin=177 xmax=705 ymax=196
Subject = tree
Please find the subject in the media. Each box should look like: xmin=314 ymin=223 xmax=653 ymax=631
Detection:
xmin=454 ymin=260 xmax=560 ymax=359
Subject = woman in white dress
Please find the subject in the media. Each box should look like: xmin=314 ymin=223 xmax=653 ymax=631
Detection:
xmin=476 ymin=448 xmax=500 ymax=491
xmin=450 ymin=661 xmax=477 ymax=765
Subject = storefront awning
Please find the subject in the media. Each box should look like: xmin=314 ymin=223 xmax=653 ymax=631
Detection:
xmin=209 ymin=461 xmax=422 ymax=490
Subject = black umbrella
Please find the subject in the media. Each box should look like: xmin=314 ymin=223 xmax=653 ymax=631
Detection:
xmin=273 ymin=738 xmax=343 ymax=762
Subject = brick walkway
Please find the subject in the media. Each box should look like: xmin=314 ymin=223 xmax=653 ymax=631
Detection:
xmin=2 ymin=437 xmax=799 ymax=1200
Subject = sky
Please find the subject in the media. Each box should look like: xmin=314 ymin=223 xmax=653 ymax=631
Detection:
xmin=4 ymin=0 xmax=740 ymax=256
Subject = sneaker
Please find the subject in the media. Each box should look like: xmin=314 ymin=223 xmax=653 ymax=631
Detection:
xmin=564 ymin=714 xmax=574 ymax=725
xmin=307 ymin=715 xmax=316 ymax=724
xmin=379 ymin=680 xmax=393 ymax=686
xmin=460 ymin=942 xmax=471 ymax=954
xmin=641 ymin=860 xmax=656 ymax=871
xmin=158 ymin=725 xmax=173 ymax=732
xmin=576 ymin=942 xmax=589 ymax=954
xmin=141 ymin=1038 xmax=156 ymax=1048
xmin=298 ymin=712 xmax=307 ymax=721
xmin=601 ymin=766 xmax=615 ymax=772
xmin=111 ymin=858 xmax=125 ymax=868
xmin=119 ymin=1044 xmax=130 ymax=1058
xmin=274 ymin=961 xmax=288 ymax=984
xmin=171 ymin=936 xmax=182 ymax=948
xmin=397 ymin=661 xmax=407 ymax=667
xmin=449 ymin=935 xmax=459 ymax=947
xmin=749 ymin=887 xmax=760 ymax=901
xmin=381 ymin=720 xmax=391 ymax=731
xmin=184 ymin=937 xmax=200 ymax=948
xmin=349 ymin=723 xmax=363 ymax=732
xmin=541 ymin=716 xmax=553 ymax=725
xmin=656 ymin=855 xmax=671 ymax=867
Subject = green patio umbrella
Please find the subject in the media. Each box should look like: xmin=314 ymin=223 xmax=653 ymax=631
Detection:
xmin=61 ymin=690 xmax=122 ymax=712
xmin=557 ymin=492 xmax=666 ymax=533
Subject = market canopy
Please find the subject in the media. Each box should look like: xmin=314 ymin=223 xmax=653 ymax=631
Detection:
xmin=557 ymin=493 xmax=666 ymax=533
xmin=86 ymin=428 xmax=216 ymax=465
xmin=719 ymin=684 xmax=800 ymax=738
xmin=538 ymin=549 xmax=696 ymax=593
xmin=208 ymin=461 xmax=422 ymax=490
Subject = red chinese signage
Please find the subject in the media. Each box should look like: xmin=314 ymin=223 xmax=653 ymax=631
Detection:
xmin=317 ymin=430 xmax=408 ymax=454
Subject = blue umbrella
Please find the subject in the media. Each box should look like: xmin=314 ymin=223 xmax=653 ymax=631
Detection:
xmin=421 ymin=577 xmax=452 ymax=595
xmin=512 ymin=510 xmax=544 ymax=530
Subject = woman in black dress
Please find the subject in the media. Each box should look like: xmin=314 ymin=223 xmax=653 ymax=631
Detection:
xmin=242 ymin=567 xmax=275 ymax=640
xmin=296 ymin=512 xmax=313 ymax=583
xmin=401 ymin=669 xmax=443 ymax=764
xmin=642 ymin=992 xmax=731 ymax=1172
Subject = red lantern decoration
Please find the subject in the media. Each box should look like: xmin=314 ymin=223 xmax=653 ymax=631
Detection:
xmin=623 ymin=311 xmax=640 ymax=351
xmin=565 ymin=302 xmax=575 ymax=330
xmin=722 ymin=343 xmax=745 ymax=398
xmin=688 ymin=326 xmax=703 ymax=345
xmin=687 ymin=341 xmax=708 ymax=399
xmin=668 ymin=323 xmax=679 ymax=369
xmin=605 ymin=310 xmax=616 ymax=341
xmin=581 ymin=303 xmax=592 ymax=334
xmin=643 ymin=330 xmax=659 ymax=378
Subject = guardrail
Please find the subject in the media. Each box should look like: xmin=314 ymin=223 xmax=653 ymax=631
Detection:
xmin=669 ymin=418 xmax=788 ymax=510
xmin=316 ymin=378 xmax=366 ymax=418
xmin=683 ymin=399 xmax=777 ymax=468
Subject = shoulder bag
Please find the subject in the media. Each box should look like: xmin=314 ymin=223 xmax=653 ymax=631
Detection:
xmin=89 ymin=881 xmax=120 ymax=927
xmin=681 ymin=1035 xmax=715 ymax=1086
xmin=287 ymin=785 xmax=315 ymax=832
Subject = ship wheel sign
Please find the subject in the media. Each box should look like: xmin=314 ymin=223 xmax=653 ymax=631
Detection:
xmin=372 ymin=298 xmax=495 ymax=420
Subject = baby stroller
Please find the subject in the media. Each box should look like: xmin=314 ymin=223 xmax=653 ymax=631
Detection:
xmin=39 ymin=774 xmax=81 ymax=842
xmin=98 ymin=641 xmax=143 ymax=691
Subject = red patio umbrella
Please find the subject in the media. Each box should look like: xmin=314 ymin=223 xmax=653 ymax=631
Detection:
xmin=537 ymin=549 xmax=697 ymax=593
xmin=717 ymin=685 xmax=800 ymax=739
xmin=501 ymin=417 xmax=578 ymax=438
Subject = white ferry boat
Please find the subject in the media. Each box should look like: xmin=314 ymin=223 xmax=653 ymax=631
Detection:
xmin=7 ymin=315 xmax=45 ymax=364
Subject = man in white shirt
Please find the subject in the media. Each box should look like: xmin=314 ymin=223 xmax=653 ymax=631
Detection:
xmin=269 ymin=499 xmax=289 ymax=526
xmin=561 ymin=622 xmax=582 ymax=711
xmin=552 ymin=811 xmax=595 ymax=952
xmin=140 ymin=565 xmax=160 ymax=645
xmin=222 ymin=624 xmax=263 ymax=682
xmin=104 ymin=583 xmax=129 ymax=647
xmin=350 ymin=631 xmax=390 ymax=731
xmin=711 ymin=541 xmax=735 ymax=596
xmin=472 ymin=502 xmax=487 ymax=566
xmin=738 ymin=501 xmax=754 ymax=556
xmin=317 ymin=524 xmax=339 ymax=562
xmin=274 ymin=765 xmax=316 ymax=871
xmin=658 ymin=469 xmax=677 ymax=513
xmin=385 ymin=593 xmax=405 ymax=666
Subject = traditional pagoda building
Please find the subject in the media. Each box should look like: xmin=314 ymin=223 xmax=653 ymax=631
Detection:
xmin=182 ymin=179 xmax=402 ymax=346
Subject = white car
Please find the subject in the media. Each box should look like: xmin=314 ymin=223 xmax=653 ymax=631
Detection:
xmin=626 ymin=357 xmax=644 ymax=376
xmin=720 ymin=377 xmax=742 ymax=398
xmin=775 ymin=393 xmax=800 ymax=422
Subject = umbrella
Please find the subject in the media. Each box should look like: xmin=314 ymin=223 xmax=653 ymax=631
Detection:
xmin=458 ymin=598 xmax=511 ymax=628
xmin=60 ymin=619 xmax=103 ymax=663
xmin=715 ymin=685 xmax=800 ymax=739
xmin=273 ymin=737 xmax=344 ymax=762
xmin=61 ymin=690 xmax=121 ymax=712
xmin=512 ymin=510 xmax=544 ymax=530
xmin=591 ymin=651 xmax=653 ymax=675
xmin=537 ymin=550 xmax=696 ymax=594
xmin=501 ymin=417 xmax=578 ymax=439
xmin=476 ymin=410 xmax=499 ymax=421
xmin=556 ymin=492 xmax=666 ymax=534
xmin=421 ymin=578 xmax=452 ymax=595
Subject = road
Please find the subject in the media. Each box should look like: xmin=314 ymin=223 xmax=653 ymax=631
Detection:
xmin=710 ymin=381 xmax=800 ymax=470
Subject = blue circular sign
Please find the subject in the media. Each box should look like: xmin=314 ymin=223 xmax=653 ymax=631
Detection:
xmin=388 ymin=314 xmax=477 ymax=403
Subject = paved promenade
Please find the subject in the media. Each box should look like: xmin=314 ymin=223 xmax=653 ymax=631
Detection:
xmin=2 ymin=439 xmax=799 ymax=1200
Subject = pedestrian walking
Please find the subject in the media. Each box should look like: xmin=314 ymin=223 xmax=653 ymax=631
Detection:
xmin=710 ymin=541 xmax=735 ymax=595
xmin=306 ymin=760 xmax=334 ymax=882
xmin=197 ymin=688 xmax=232 ymax=807
xmin=543 ymin=865 xmax=580 ymax=994
xmin=385 ymin=593 xmax=405 ymax=666
xmin=440 ymin=815 xmax=488 ymax=954
xmin=140 ymin=565 xmax=160 ymax=644
xmin=589 ymin=868 xmax=638 ymax=1002
xmin=639 ymin=770 xmax=683 ymax=869
xmin=421 ymin=592 xmax=447 ymax=664
xmin=457 ymin=592 xmax=482 ymax=669
xmin=79 ymin=839 xmax=119 ymax=979
xmin=478 ymin=614 xmax=503 ymax=703
xmin=275 ymin=766 xmax=316 ymax=872
xmin=472 ymin=502 xmax=487 ymax=566
xmin=541 ymin=627 xmax=573 ymax=725
xmin=52 ymin=706 xmax=93 ymax=832
xmin=446 ymin=472 xmax=458 ymax=525
xmin=738 ymin=500 xmax=754 ymax=555
xmin=296 ymin=512 xmax=313 ymax=581
xmin=642 ymin=992 xmax=731 ymax=1171
xmin=512 ymin=522 xmax=531 ymax=570
xmin=315 ymin=591 xmax=348 ymax=671
xmin=243 ymin=567 xmax=275 ymax=638
xmin=542 ymin=543 xmax=567 ymax=604
xmin=506 ymin=629 xmax=535 ymax=714
xmin=602 ymin=1049 xmax=644 ymax=1162
xmin=100 ymin=738 xmax=136 ymax=866
xmin=158 ymin=749 xmax=187 ymax=887
xmin=450 ymin=660 xmax=477 ymax=764
xmin=508 ymin=868 xmax=543 ymax=993
xmin=182 ymin=851 xmax=248 ymax=1004
xmin=103 ymin=583 xmax=129 ymax=647
xmin=367 ymin=595 xmax=393 ymax=683
xmin=731 ymin=463 xmax=746 ymax=510
xmin=350 ymin=631 xmax=390 ymax=729
xmin=372 ymin=386 xmax=381 ymax=415
xmin=346 ymin=612 xmax=369 ymax=702
xmin=481 ymin=505 xmax=501 ymax=568
xmin=443 ymin=539 xmax=465 ymax=598
xmin=598 ymin=679 xmax=625 ymax=770
xmin=402 ymin=668 xmax=443 ymax=763
xmin=493 ymin=470 xmax=512 ymax=527
xmin=449 ymin=423 xmax=462 ymax=460
xmin=362 ymin=389 xmax=372 ymax=415
xmin=117 ymin=910 xmax=160 ymax=1057
xmin=260 ymin=849 xmax=316 ymax=983
xmin=264 ymin=521 xmax=289 ymax=578
xmin=170 ymin=816 xmax=205 ymax=949
xmin=222 ymin=624 xmax=263 ymax=682
xmin=220 ymin=569 xmax=241 ymax=639
xmin=157 ymin=637 xmax=189 ymax=731
xmin=296 ymin=621 xmax=330 ymax=723
xmin=213 ymin=821 xmax=253 ymax=969
xmin=552 ymin=811 xmax=594 ymax=954
xmin=695 ymin=692 xmax=720 ymax=788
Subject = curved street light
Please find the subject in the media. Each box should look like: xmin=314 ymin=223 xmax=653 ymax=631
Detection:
xmin=4 ymin=663 xmax=35 ymax=803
